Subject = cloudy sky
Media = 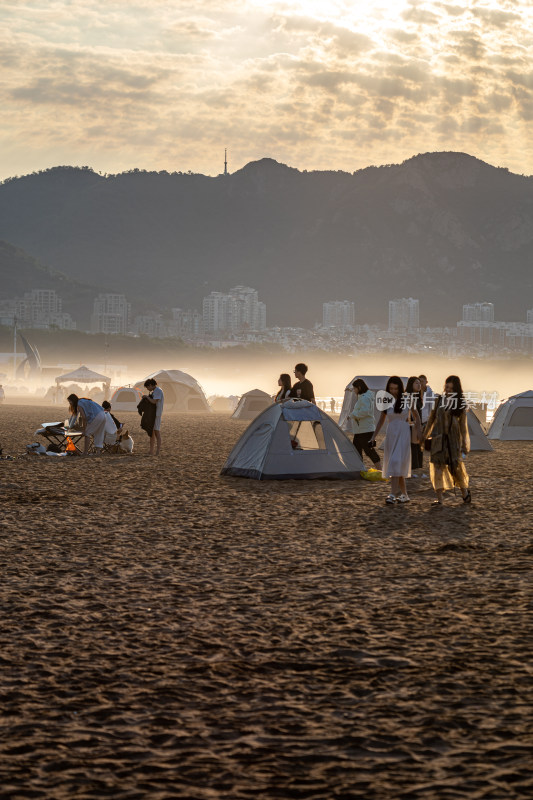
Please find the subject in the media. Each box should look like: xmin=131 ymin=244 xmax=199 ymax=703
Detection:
xmin=1 ymin=0 xmax=533 ymax=178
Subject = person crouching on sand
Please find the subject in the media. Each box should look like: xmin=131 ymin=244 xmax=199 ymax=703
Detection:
xmin=422 ymin=374 xmax=471 ymax=506
xmin=67 ymin=393 xmax=106 ymax=455
xmin=373 ymin=376 xmax=421 ymax=505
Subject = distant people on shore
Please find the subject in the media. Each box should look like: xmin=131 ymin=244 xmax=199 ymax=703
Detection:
xmin=274 ymin=374 xmax=292 ymax=403
xmin=0 ymin=384 xmax=4 ymax=404
xmin=290 ymin=363 xmax=315 ymax=403
xmin=143 ymin=378 xmax=164 ymax=455
xmin=330 ymin=397 xmax=336 ymax=413
xmin=405 ymin=376 xmax=424 ymax=476
xmin=373 ymin=376 xmax=421 ymax=505
xmin=67 ymin=393 xmax=106 ymax=455
xmin=349 ymin=378 xmax=382 ymax=471
xmin=423 ymin=375 xmax=471 ymax=505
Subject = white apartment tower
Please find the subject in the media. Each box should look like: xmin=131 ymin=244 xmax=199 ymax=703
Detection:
xmin=462 ymin=302 xmax=495 ymax=322
xmin=203 ymin=287 xmax=266 ymax=334
xmin=527 ymin=308 xmax=533 ymax=324
xmin=389 ymin=297 xmax=419 ymax=331
xmin=323 ymin=301 xmax=355 ymax=328
xmin=91 ymin=294 xmax=130 ymax=335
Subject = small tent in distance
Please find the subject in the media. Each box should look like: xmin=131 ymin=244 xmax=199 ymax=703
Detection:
xmin=134 ymin=370 xmax=210 ymax=412
xmin=467 ymin=409 xmax=492 ymax=451
xmin=110 ymin=386 xmax=143 ymax=412
xmin=488 ymin=390 xmax=533 ymax=440
xmin=222 ymin=400 xmax=364 ymax=480
xmin=232 ymin=389 xmax=272 ymax=420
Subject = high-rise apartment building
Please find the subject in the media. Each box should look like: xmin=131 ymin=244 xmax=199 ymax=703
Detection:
xmin=389 ymin=298 xmax=419 ymax=331
xmin=91 ymin=294 xmax=130 ymax=335
xmin=0 ymin=289 xmax=76 ymax=329
xmin=527 ymin=308 xmax=533 ymax=324
xmin=171 ymin=308 xmax=204 ymax=338
xmin=323 ymin=301 xmax=355 ymax=328
xmin=203 ymin=287 xmax=266 ymax=334
xmin=462 ymin=302 xmax=494 ymax=322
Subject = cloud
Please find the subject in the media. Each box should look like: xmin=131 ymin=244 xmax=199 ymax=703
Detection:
xmin=1 ymin=0 xmax=533 ymax=179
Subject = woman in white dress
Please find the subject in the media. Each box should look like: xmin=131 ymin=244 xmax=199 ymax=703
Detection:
xmin=373 ymin=376 xmax=421 ymax=504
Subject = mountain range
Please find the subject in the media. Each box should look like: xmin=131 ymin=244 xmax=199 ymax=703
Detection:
xmin=0 ymin=152 xmax=532 ymax=328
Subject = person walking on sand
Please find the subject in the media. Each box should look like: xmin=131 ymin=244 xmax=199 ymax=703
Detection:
xmin=143 ymin=378 xmax=164 ymax=455
xmin=373 ymin=376 xmax=421 ymax=505
xmin=405 ymin=376 xmax=424 ymax=476
xmin=274 ymin=373 xmax=292 ymax=403
xmin=419 ymin=374 xmax=435 ymax=428
xmin=422 ymin=375 xmax=471 ymax=506
xmin=289 ymin=363 xmax=315 ymax=403
xmin=67 ymin=393 xmax=106 ymax=455
xmin=349 ymin=378 xmax=382 ymax=471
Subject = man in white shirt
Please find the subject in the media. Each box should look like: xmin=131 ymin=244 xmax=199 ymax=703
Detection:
xmin=143 ymin=378 xmax=164 ymax=455
xmin=419 ymin=374 xmax=435 ymax=426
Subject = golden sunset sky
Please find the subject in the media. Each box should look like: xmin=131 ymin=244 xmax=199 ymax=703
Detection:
xmin=1 ymin=0 xmax=532 ymax=178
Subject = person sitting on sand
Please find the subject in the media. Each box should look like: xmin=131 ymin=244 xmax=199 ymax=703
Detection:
xmin=102 ymin=400 xmax=122 ymax=431
xmin=289 ymin=363 xmax=315 ymax=403
xmin=67 ymin=393 xmax=107 ymax=455
xmin=274 ymin=374 xmax=292 ymax=402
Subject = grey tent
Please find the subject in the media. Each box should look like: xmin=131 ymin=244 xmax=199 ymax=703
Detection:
xmin=488 ymin=390 xmax=533 ymax=440
xmin=222 ymin=399 xmax=364 ymax=480
xmin=231 ymin=389 xmax=272 ymax=420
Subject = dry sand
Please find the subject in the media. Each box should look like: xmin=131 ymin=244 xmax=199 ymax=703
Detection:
xmin=0 ymin=405 xmax=532 ymax=799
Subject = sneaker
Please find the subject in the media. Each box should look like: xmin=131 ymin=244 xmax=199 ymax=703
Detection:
xmin=397 ymin=494 xmax=410 ymax=503
xmin=385 ymin=494 xmax=396 ymax=505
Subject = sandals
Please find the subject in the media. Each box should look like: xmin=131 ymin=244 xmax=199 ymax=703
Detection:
xmin=385 ymin=494 xmax=396 ymax=505
xmin=396 ymin=494 xmax=410 ymax=503
xmin=463 ymin=489 xmax=472 ymax=504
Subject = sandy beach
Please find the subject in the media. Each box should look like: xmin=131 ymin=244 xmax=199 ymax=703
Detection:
xmin=1 ymin=405 xmax=532 ymax=799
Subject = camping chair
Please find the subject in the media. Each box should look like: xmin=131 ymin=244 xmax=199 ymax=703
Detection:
xmin=35 ymin=422 xmax=85 ymax=453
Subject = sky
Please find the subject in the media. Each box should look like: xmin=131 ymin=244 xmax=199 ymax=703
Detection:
xmin=1 ymin=0 xmax=533 ymax=179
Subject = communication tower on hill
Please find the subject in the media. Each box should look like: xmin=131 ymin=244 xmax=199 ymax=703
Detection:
xmin=224 ymin=148 xmax=228 ymax=176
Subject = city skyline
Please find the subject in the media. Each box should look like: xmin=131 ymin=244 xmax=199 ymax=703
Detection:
xmin=2 ymin=2 xmax=533 ymax=180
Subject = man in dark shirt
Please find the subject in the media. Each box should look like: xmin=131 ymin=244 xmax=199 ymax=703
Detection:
xmin=290 ymin=363 xmax=315 ymax=403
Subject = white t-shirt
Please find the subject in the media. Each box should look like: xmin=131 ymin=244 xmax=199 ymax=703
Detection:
xmin=152 ymin=386 xmax=164 ymax=420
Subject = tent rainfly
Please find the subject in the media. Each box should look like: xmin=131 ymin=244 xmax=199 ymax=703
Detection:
xmin=221 ymin=399 xmax=365 ymax=480
xmin=231 ymin=389 xmax=273 ymax=420
xmin=134 ymin=370 xmax=210 ymax=412
xmin=488 ymin=390 xmax=533 ymax=441
xmin=55 ymin=365 xmax=111 ymax=386
xmin=110 ymin=386 xmax=143 ymax=411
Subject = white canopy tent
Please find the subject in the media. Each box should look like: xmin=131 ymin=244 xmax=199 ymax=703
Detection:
xmin=232 ymin=389 xmax=273 ymax=420
xmin=110 ymin=386 xmax=143 ymax=412
xmin=488 ymin=390 xmax=533 ymax=440
xmin=56 ymin=365 xmax=111 ymax=387
xmin=134 ymin=370 xmax=210 ymax=412
xmin=222 ymin=399 xmax=365 ymax=480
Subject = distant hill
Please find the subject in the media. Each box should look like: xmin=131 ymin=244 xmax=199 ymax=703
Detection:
xmin=0 ymin=153 xmax=532 ymax=327
xmin=0 ymin=240 xmax=101 ymax=327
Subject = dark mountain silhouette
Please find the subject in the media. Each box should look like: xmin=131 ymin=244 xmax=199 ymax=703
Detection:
xmin=0 ymin=152 xmax=532 ymax=327
xmin=0 ymin=240 xmax=105 ymax=326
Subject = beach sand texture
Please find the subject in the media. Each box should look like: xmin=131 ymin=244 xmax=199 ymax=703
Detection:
xmin=1 ymin=406 xmax=532 ymax=799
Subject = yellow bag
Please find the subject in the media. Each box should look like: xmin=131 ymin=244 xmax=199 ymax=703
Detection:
xmin=360 ymin=469 xmax=388 ymax=482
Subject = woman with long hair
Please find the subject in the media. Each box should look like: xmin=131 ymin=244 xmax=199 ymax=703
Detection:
xmin=373 ymin=376 xmax=421 ymax=504
xmin=405 ymin=375 xmax=424 ymax=475
xmin=67 ymin=393 xmax=107 ymax=455
xmin=274 ymin=373 xmax=292 ymax=402
xmin=422 ymin=375 xmax=471 ymax=505
xmin=349 ymin=378 xmax=382 ymax=470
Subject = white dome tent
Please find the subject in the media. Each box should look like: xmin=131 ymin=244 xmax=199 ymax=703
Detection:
xmin=134 ymin=370 xmax=210 ymax=412
xmin=231 ymin=389 xmax=273 ymax=420
xmin=488 ymin=390 xmax=533 ymax=441
xmin=110 ymin=386 xmax=143 ymax=412
xmin=338 ymin=376 xmax=407 ymax=431
xmin=466 ymin=410 xmax=493 ymax=451
xmin=221 ymin=399 xmax=365 ymax=480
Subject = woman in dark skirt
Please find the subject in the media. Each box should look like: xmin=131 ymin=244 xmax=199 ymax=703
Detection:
xmin=405 ymin=376 xmax=424 ymax=475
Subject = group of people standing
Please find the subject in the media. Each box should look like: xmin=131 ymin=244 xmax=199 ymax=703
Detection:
xmin=66 ymin=378 xmax=164 ymax=456
xmin=348 ymin=374 xmax=471 ymax=506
